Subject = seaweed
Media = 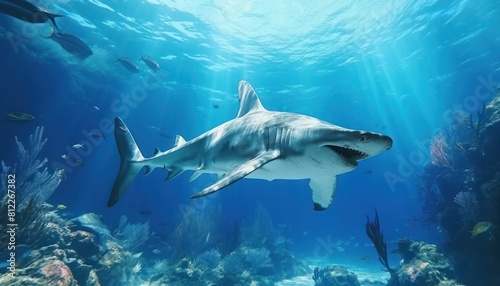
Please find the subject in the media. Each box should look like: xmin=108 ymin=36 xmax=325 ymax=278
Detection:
xmin=365 ymin=210 xmax=395 ymax=275
xmin=218 ymin=219 xmax=241 ymax=256
xmin=469 ymin=102 xmax=487 ymax=145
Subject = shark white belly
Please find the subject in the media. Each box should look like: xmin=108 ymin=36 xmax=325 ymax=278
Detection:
xmin=107 ymin=81 xmax=392 ymax=210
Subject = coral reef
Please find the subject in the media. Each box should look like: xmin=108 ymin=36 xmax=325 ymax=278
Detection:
xmin=393 ymin=238 xmax=464 ymax=286
xmin=0 ymin=126 xmax=64 ymax=208
xmin=0 ymin=127 xmax=65 ymax=248
xmin=194 ymin=248 xmax=221 ymax=272
xmin=115 ymin=215 xmax=151 ymax=251
xmin=415 ymin=91 xmax=500 ymax=285
xmin=313 ymin=265 xmax=361 ymax=286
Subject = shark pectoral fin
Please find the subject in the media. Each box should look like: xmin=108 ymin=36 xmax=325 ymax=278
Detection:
xmin=144 ymin=166 xmax=153 ymax=175
xmin=191 ymin=150 xmax=281 ymax=198
xmin=309 ymin=176 xmax=337 ymax=211
xmin=165 ymin=167 xmax=183 ymax=180
xmin=188 ymin=170 xmax=204 ymax=182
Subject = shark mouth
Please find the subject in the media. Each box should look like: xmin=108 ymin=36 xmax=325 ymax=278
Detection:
xmin=327 ymin=145 xmax=369 ymax=163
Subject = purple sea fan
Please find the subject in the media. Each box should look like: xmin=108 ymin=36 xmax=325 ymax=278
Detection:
xmin=454 ymin=191 xmax=479 ymax=228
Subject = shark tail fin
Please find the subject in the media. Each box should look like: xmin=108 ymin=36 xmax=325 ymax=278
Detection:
xmin=47 ymin=13 xmax=64 ymax=31
xmin=107 ymin=117 xmax=148 ymax=207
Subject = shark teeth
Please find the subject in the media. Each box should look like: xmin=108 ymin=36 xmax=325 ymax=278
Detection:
xmin=327 ymin=145 xmax=368 ymax=161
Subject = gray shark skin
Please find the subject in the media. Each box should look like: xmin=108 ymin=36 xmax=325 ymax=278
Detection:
xmin=107 ymin=81 xmax=393 ymax=210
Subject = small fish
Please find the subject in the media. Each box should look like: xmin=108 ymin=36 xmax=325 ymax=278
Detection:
xmin=336 ymin=246 xmax=345 ymax=252
xmin=72 ymin=143 xmax=85 ymax=149
xmin=152 ymin=249 xmax=161 ymax=254
xmin=212 ymin=103 xmax=220 ymax=109
xmin=138 ymin=209 xmax=152 ymax=215
xmin=61 ymin=154 xmax=68 ymax=159
xmin=470 ymin=222 xmax=492 ymax=238
xmin=139 ymin=54 xmax=160 ymax=72
xmin=43 ymin=28 xmax=93 ymax=59
xmin=89 ymin=131 xmax=105 ymax=140
xmin=116 ymin=57 xmax=139 ymax=73
xmin=132 ymin=252 xmax=143 ymax=259
xmin=0 ymin=0 xmax=64 ymax=30
xmin=90 ymin=105 xmax=100 ymax=111
xmin=148 ymin=125 xmax=161 ymax=132
xmin=6 ymin=111 xmax=35 ymax=121
xmin=365 ymin=170 xmax=373 ymax=174
xmin=56 ymin=204 xmax=67 ymax=210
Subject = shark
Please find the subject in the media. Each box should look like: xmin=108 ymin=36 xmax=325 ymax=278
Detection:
xmin=107 ymin=81 xmax=393 ymax=210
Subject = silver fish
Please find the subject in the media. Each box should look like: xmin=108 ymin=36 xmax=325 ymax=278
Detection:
xmin=44 ymin=28 xmax=93 ymax=59
xmin=139 ymin=54 xmax=160 ymax=72
xmin=116 ymin=57 xmax=139 ymax=73
xmin=6 ymin=111 xmax=35 ymax=120
xmin=0 ymin=0 xmax=63 ymax=30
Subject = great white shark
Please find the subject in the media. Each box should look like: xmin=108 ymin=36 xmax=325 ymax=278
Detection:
xmin=107 ymin=81 xmax=393 ymax=210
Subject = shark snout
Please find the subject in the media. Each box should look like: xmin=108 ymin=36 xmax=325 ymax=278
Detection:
xmin=328 ymin=131 xmax=392 ymax=161
xmin=380 ymin=135 xmax=393 ymax=150
xmin=357 ymin=132 xmax=393 ymax=156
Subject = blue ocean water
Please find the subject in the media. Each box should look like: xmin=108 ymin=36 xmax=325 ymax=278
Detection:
xmin=1 ymin=0 xmax=500 ymax=285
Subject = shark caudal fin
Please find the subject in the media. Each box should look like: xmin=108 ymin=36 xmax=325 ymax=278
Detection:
xmin=47 ymin=13 xmax=64 ymax=31
xmin=107 ymin=117 xmax=147 ymax=207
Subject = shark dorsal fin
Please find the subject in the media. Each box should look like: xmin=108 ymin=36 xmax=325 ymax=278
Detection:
xmin=174 ymin=135 xmax=186 ymax=147
xmin=153 ymin=147 xmax=161 ymax=155
xmin=237 ymin=81 xmax=266 ymax=117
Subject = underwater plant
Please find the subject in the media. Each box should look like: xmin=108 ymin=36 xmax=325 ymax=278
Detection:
xmin=454 ymin=191 xmax=479 ymax=229
xmin=365 ymin=210 xmax=397 ymax=281
xmin=242 ymin=203 xmax=278 ymax=248
xmin=245 ymin=247 xmax=273 ymax=273
xmin=430 ymin=132 xmax=455 ymax=169
xmin=468 ymin=102 xmax=487 ymax=145
xmin=221 ymin=252 xmax=244 ymax=275
xmin=0 ymin=126 xmax=64 ymax=208
xmin=169 ymin=203 xmax=218 ymax=261
xmin=194 ymin=248 xmax=221 ymax=272
xmin=414 ymin=173 xmax=446 ymax=226
xmin=115 ymin=215 xmax=151 ymax=251
xmin=218 ymin=219 xmax=242 ymax=255
xmin=0 ymin=127 xmax=66 ymax=247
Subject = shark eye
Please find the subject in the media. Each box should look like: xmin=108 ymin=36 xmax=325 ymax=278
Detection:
xmin=360 ymin=135 xmax=366 ymax=142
